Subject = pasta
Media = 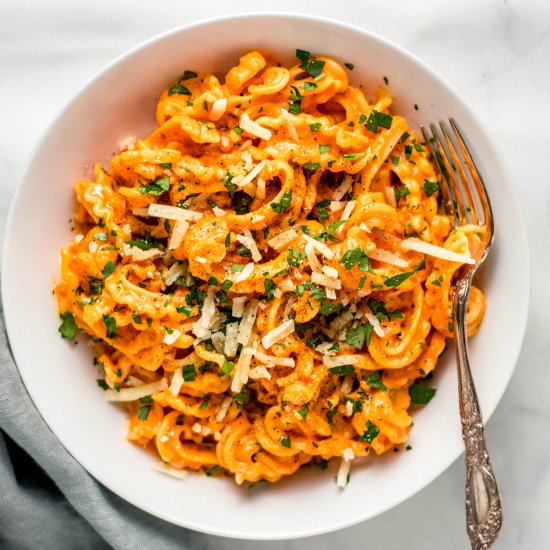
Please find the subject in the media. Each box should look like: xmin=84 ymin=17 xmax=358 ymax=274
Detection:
xmin=55 ymin=49 xmax=486 ymax=487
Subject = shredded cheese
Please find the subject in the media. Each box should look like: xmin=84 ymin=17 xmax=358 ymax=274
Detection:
xmin=169 ymin=368 xmax=184 ymax=396
xmin=164 ymin=262 xmax=186 ymax=286
xmin=231 ymin=296 xmax=247 ymax=318
xmin=224 ymin=322 xmax=239 ymax=357
xmin=236 ymin=160 xmax=266 ymax=189
xmin=235 ymin=262 xmax=254 ymax=282
xmin=321 ymin=265 xmax=340 ymax=279
xmin=104 ymin=378 xmax=167 ymax=402
xmin=240 ymin=113 xmax=272 ymax=141
xmin=216 ymin=397 xmax=232 ymax=422
xmin=152 ymin=462 xmax=188 ymax=480
xmin=303 ymin=234 xmax=334 ymax=259
xmin=268 ymin=228 xmax=298 ymax=250
xmin=336 ymin=457 xmax=352 ymax=488
xmin=365 ymin=312 xmax=385 ymax=337
xmin=249 ymin=366 xmax=272 ymax=380
xmin=236 ymin=229 xmax=262 ymax=262
xmin=332 ymin=175 xmax=353 ymax=201
xmin=305 ymin=242 xmax=323 ymax=273
xmin=256 ymin=177 xmax=266 ymax=200
xmin=237 ymin=300 xmax=258 ymax=346
xmin=261 ymin=319 xmax=295 ymax=349
xmin=163 ymin=329 xmax=181 ymax=345
xmin=123 ymin=245 xmax=162 ymax=262
xmin=209 ymin=98 xmax=227 ymax=121
xmin=255 ymin=351 xmax=295 ymax=367
xmin=400 ymin=237 xmax=475 ymax=264
xmin=281 ymin=108 xmax=299 ymax=140
xmin=148 ymin=203 xmax=203 ymax=222
xmin=168 ymin=220 xmax=189 ymax=250
xmin=311 ymin=271 xmax=342 ymax=289
xmin=369 ymin=249 xmax=409 ymax=268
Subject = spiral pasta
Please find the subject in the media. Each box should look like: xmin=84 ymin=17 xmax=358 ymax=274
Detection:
xmin=55 ymin=49 xmax=485 ymax=487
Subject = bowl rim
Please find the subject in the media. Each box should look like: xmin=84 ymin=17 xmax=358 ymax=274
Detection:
xmin=1 ymin=11 xmax=531 ymax=540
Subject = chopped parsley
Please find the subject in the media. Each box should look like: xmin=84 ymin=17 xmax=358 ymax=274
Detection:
xmin=132 ymin=312 xmax=142 ymax=324
xmin=206 ymin=465 xmax=222 ymax=477
xmin=102 ymin=314 xmax=117 ymax=338
xmin=221 ymin=361 xmax=235 ymax=376
xmin=303 ymin=161 xmax=321 ymax=173
xmin=126 ymin=232 xmax=158 ymax=251
xmin=421 ymin=179 xmax=439 ymax=197
xmin=359 ymin=420 xmax=379 ymax=444
xmin=297 ymin=402 xmax=310 ymax=420
xmin=339 ymin=246 xmax=371 ymax=272
xmin=287 ymin=249 xmax=307 ymax=268
xmin=309 ymin=122 xmax=322 ymax=132
xmin=264 ymin=278 xmax=276 ymax=301
xmin=345 ymin=323 xmax=373 ymax=349
xmin=296 ymin=49 xmax=325 ymax=78
xmin=231 ymin=190 xmax=254 ymax=214
xmin=280 ymin=435 xmax=291 ymax=448
xmin=137 ymin=405 xmax=151 ymax=421
xmin=394 ymin=185 xmax=410 ymax=203
xmin=58 ymin=312 xmax=77 ymax=341
xmin=329 ymin=365 xmax=355 ymax=376
xmin=137 ymin=176 xmax=170 ymax=197
xmin=383 ymin=257 xmax=425 ymax=288
xmin=296 ymin=280 xmax=325 ymax=301
xmin=319 ymin=144 xmax=330 ymax=154
xmin=167 ymin=84 xmax=192 ymax=96
xmin=365 ymin=110 xmax=393 ymax=133
xmin=176 ymin=305 xmax=193 ymax=317
xmin=102 ymin=260 xmax=116 ymax=279
xmin=409 ymin=383 xmax=437 ymax=404
xmin=232 ymin=389 xmax=250 ymax=408
xmin=344 ymin=62 xmax=354 ymax=70
xmin=182 ymin=364 xmax=196 ymax=382
xmin=288 ymin=85 xmax=304 ymax=114
xmin=364 ymin=371 xmax=387 ymax=391
xmin=270 ymin=190 xmax=293 ymax=214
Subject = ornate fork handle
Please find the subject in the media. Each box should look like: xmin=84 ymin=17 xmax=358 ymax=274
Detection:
xmin=453 ymin=274 xmax=503 ymax=549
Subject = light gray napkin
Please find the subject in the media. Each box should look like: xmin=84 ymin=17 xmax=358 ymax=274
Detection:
xmin=0 ymin=294 xmax=210 ymax=550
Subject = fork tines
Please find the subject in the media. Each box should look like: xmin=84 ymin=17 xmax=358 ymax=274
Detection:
xmin=421 ymin=119 xmax=493 ymax=232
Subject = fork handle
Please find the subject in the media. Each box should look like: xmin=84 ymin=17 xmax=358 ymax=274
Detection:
xmin=453 ymin=275 xmax=503 ymax=549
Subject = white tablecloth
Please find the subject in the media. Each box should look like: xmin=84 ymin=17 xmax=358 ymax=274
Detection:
xmin=1 ymin=1 xmax=548 ymax=548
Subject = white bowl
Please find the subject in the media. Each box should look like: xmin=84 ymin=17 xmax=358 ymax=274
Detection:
xmin=2 ymin=13 xmax=530 ymax=540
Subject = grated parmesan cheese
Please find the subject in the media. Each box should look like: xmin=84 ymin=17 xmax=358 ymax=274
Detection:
xmin=344 ymin=400 xmax=354 ymax=417
xmin=336 ymin=457 xmax=352 ymax=488
xmin=231 ymin=296 xmax=247 ymax=318
xmin=235 ymin=262 xmax=254 ymax=282
xmin=209 ymin=98 xmax=227 ymax=121
xmin=163 ymin=328 xmax=181 ymax=345
xmin=322 ymin=265 xmax=339 ymax=279
xmin=303 ymin=234 xmax=334 ymax=259
xmin=261 ymin=319 xmax=295 ymax=349
xmin=256 ymin=177 xmax=266 ymax=200
xmin=281 ymin=108 xmax=299 ymax=140
xmin=268 ymin=228 xmax=299 ymax=250
xmin=193 ymin=288 xmax=217 ymax=339
xmin=235 ymin=160 xmax=266 ymax=189
xmin=255 ymin=351 xmax=295 ymax=367
xmin=148 ymin=203 xmax=203 ymax=222
xmin=249 ymin=366 xmax=272 ymax=380
xmin=169 ymin=368 xmax=184 ymax=396
xmin=74 ymin=234 xmax=84 ymax=243
xmin=365 ymin=312 xmax=385 ymax=337
xmin=212 ymin=206 xmax=226 ymax=217
xmin=369 ymin=249 xmax=409 ymax=268
xmin=385 ymin=186 xmax=397 ymax=208
xmin=123 ymin=245 xmax=163 ymax=262
xmin=359 ymin=222 xmax=371 ymax=233
xmin=311 ymin=271 xmax=342 ymax=290
xmin=224 ymin=322 xmax=239 ymax=357
xmin=332 ymin=175 xmax=353 ymax=201
xmin=152 ymin=462 xmax=188 ymax=480
xmin=400 ymin=237 xmax=475 ymax=265
xmin=343 ymin=448 xmax=355 ymax=462
xmin=236 ymin=229 xmax=262 ymax=262
xmin=340 ymin=375 xmax=354 ymax=395
xmin=132 ymin=207 xmax=150 ymax=217
xmin=104 ymin=378 xmax=167 ymax=402
xmin=305 ymin=242 xmax=323 ymax=273
xmin=88 ymin=242 xmax=98 ymax=253
xmin=211 ymin=331 xmax=226 ymax=354
xmin=240 ymin=113 xmax=272 ymax=141
xmin=216 ymin=397 xmax=232 ymax=421
xmin=164 ymin=262 xmax=186 ymax=286
xmin=339 ymin=200 xmax=356 ymax=223
xmin=237 ymin=300 xmax=258 ymax=346
xmin=329 ymin=201 xmax=346 ymax=212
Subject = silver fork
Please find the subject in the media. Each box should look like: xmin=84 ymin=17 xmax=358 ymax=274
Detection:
xmin=422 ymin=119 xmax=502 ymax=549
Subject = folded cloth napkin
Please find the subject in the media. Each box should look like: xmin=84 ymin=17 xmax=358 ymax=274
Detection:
xmin=0 ymin=294 xmax=208 ymax=550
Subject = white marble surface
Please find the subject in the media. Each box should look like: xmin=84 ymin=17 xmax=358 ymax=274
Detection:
xmin=1 ymin=0 xmax=548 ymax=548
